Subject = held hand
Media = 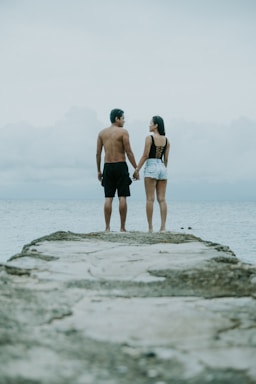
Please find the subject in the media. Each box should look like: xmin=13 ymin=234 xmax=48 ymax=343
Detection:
xmin=133 ymin=170 xmax=140 ymax=180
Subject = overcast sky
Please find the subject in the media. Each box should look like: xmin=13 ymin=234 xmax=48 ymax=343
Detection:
xmin=1 ymin=0 xmax=256 ymax=200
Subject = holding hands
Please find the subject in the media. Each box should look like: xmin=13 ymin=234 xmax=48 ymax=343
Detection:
xmin=133 ymin=168 xmax=140 ymax=180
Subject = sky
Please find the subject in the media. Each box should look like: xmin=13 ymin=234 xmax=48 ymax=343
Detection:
xmin=0 ymin=0 xmax=256 ymax=200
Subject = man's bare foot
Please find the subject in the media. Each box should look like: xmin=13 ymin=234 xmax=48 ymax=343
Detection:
xmin=148 ymin=227 xmax=153 ymax=233
xmin=160 ymin=227 xmax=166 ymax=233
xmin=105 ymin=227 xmax=110 ymax=233
xmin=120 ymin=228 xmax=126 ymax=232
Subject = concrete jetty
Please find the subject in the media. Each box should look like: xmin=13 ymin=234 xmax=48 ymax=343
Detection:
xmin=0 ymin=231 xmax=256 ymax=383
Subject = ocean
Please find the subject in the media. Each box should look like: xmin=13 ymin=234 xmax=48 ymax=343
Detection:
xmin=0 ymin=199 xmax=255 ymax=265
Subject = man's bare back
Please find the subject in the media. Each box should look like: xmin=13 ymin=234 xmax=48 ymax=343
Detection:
xmin=96 ymin=113 xmax=137 ymax=174
xmin=98 ymin=126 xmax=127 ymax=163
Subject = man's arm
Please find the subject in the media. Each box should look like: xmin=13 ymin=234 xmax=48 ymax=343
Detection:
xmin=96 ymin=134 xmax=103 ymax=181
xmin=134 ymin=136 xmax=151 ymax=171
xmin=122 ymin=130 xmax=137 ymax=170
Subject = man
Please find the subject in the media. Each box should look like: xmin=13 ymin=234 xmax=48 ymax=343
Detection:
xmin=96 ymin=108 xmax=138 ymax=232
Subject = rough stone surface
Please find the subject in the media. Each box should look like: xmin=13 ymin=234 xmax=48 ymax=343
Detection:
xmin=0 ymin=231 xmax=256 ymax=384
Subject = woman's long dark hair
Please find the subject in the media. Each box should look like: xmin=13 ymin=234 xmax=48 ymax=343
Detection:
xmin=153 ymin=115 xmax=165 ymax=136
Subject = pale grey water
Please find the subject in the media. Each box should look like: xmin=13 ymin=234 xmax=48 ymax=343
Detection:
xmin=0 ymin=199 xmax=255 ymax=265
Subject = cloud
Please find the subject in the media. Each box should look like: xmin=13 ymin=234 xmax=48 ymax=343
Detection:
xmin=0 ymin=107 xmax=100 ymax=193
xmin=168 ymin=117 xmax=256 ymax=184
xmin=0 ymin=107 xmax=255 ymax=199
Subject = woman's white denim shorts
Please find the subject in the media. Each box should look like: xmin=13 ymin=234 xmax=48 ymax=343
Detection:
xmin=144 ymin=159 xmax=168 ymax=180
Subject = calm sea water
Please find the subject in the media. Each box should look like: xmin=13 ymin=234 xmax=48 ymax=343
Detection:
xmin=0 ymin=199 xmax=255 ymax=265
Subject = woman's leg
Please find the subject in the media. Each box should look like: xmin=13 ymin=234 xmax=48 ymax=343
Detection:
xmin=156 ymin=180 xmax=167 ymax=231
xmin=144 ymin=177 xmax=157 ymax=232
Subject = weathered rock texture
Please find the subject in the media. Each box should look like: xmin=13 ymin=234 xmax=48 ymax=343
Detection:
xmin=0 ymin=231 xmax=256 ymax=384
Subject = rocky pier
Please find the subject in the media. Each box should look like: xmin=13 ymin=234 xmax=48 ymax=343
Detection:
xmin=0 ymin=231 xmax=256 ymax=384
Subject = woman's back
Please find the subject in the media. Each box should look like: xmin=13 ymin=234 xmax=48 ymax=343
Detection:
xmin=148 ymin=135 xmax=168 ymax=159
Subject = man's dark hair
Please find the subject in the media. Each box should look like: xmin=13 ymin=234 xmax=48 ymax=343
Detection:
xmin=110 ymin=108 xmax=124 ymax=123
xmin=153 ymin=115 xmax=165 ymax=136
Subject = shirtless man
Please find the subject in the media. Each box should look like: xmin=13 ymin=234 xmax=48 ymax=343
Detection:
xmin=96 ymin=108 xmax=138 ymax=232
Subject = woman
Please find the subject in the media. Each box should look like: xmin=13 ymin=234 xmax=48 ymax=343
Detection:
xmin=133 ymin=115 xmax=170 ymax=232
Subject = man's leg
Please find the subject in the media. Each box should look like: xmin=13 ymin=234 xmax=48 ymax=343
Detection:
xmin=104 ymin=197 xmax=113 ymax=232
xmin=118 ymin=196 xmax=127 ymax=232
